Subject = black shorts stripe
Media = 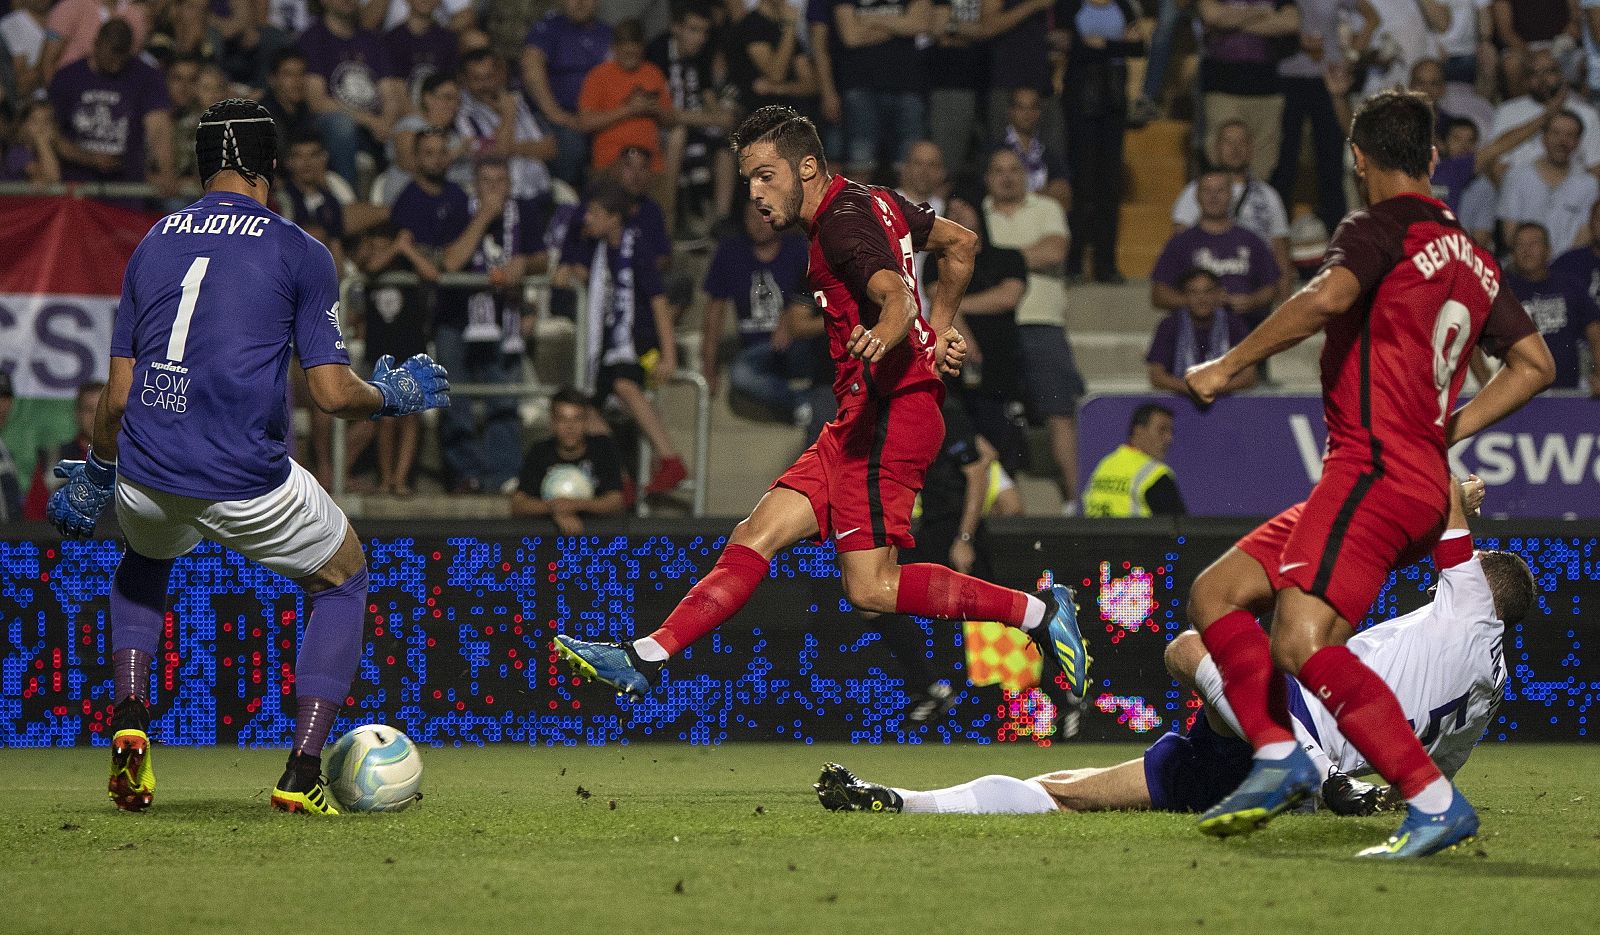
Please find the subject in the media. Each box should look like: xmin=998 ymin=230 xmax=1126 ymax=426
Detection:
xmin=1309 ymin=470 xmax=1377 ymax=601
xmin=1358 ymin=309 xmax=1384 ymax=473
xmin=866 ymin=391 xmax=891 ymax=547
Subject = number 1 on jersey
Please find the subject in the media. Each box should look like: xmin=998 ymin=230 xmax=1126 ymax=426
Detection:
xmin=166 ymin=256 xmax=211 ymax=363
xmin=1431 ymin=299 xmax=1471 ymax=427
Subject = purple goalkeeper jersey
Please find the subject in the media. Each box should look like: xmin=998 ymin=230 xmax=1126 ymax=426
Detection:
xmin=111 ymin=191 xmax=348 ymax=500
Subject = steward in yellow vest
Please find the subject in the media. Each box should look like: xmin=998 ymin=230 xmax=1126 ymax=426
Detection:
xmin=1084 ymin=403 xmax=1185 ymax=517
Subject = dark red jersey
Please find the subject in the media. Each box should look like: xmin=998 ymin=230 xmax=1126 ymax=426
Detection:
xmin=806 ymin=174 xmax=941 ymax=404
xmin=1317 ymin=192 xmax=1538 ymax=504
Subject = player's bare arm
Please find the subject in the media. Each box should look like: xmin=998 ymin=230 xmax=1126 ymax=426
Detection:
xmin=922 ymin=215 xmax=979 ymax=330
xmin=1185 ymin=265 xmax=1360 ymax=404
xmin=1443 ymin=330 xmax=1554 ymax=445
xmin=846 ymin=268 xmax=919 ymax=363
xmin=922 ymin=215 xmax=978 ymax=374
xmin=90 ymin=356 xmax=135 ymax=462
xmin=305 ymin=364 xmax=389 ymax=420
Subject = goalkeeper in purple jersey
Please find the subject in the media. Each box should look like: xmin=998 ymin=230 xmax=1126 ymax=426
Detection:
xmin=48 ymin=99 xmax=450 ymax=815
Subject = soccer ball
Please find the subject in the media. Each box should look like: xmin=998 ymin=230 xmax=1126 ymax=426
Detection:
xmin=541 ymin=463 xmax=595 ymax=500
xmin=324 ymin=724 xmax=423 ymax=812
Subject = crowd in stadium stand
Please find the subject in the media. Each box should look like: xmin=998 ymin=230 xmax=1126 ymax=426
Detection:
xmin=1 ymin=0 xmax=1598 ymax=521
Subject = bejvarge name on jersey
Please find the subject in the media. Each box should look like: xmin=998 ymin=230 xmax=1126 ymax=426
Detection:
xmin=1411 ymin=231 xmax=1501 ymax=299
xmin=159 ymin=213 xmax=272 ymax=237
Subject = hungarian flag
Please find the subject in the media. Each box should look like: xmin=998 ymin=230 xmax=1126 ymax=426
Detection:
xmin=0 ymin=196 xmax=159 ymax=495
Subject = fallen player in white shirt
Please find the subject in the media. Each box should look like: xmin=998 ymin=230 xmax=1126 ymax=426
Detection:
xmin=815 ymin=476 xmax=1537 ymax=816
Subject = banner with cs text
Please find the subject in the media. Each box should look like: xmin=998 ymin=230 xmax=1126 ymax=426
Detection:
xmin=0 ymin=196 xmax=157 ymax=398
xmin=1078 ymin=393 xmax=1600 ymax=518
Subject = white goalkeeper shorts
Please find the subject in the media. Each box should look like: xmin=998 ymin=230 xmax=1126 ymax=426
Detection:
xmin=114 ymin=459 xmax=348 ymax=579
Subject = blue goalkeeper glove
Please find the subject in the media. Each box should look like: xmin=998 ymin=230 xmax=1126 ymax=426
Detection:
xmin=47 ymin=451 xmax=116 ymax=538
xmin=370 ymin=353 xmax=450 ymax=419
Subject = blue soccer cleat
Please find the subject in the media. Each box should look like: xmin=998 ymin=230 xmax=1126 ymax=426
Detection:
xmin=1198 ymin=743 xmax=1320 ymax=837
xmin=1029 ymin=572 xmax=1091 ymax=700
xmin=553 ymin=635 xmax=660 ymax=699
xmin=1357 ymin=785 xmax=1479 ymax=859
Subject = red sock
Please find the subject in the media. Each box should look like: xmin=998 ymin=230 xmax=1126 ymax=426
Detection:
xmin=645 ymin=544 xmax=769 ymax=656
xmin=894 ymin=563 xmax=1029 ymax=624
xmin=1299 ymin=645 xmax=1442 ymax=798
xmin=1199 ymin=610 xmax=1295 ymax=749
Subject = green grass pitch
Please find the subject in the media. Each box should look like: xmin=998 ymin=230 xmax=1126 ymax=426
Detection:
xmin=7 ymin=743 xmax=1598 ymax=934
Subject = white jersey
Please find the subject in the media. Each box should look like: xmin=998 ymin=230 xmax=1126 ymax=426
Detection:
xmin=1290 ymin=554 xmax=1506 ymax=780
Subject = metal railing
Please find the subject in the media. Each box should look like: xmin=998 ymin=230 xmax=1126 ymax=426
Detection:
xmin=331 ymin=269 xmax=711 ymax=516
xmin=0 ymin=180 xmax=200 ymax=199
xmin=634 ymin=369 xmax=713 ymax=518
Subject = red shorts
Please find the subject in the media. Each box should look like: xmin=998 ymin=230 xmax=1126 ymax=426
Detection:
xmin=772 ymin=386 xmax=944 ymax=553
xmin=1236 ymin=465 xmax=1447 ymax=623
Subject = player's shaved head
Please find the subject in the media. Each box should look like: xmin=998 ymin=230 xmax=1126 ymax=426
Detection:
xmin=1478 ymin=551 xmax=1535 ymax=625
xmin=1349 ymin=90 xmax=1435 ymax=179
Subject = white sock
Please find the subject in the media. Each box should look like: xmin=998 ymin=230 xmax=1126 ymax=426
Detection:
xmin=1254 ymin=740 xmax=1298 ymax=761
xmin=1407 ymin=776 xmax=1454 ymax=814
xmin=895 ymin=775 xmax=1057 ymax=814
xmin=1192 ymin=655 xmax=1246 ymax=738
xmin=1020 ymin=594 xmax=1047 ymax=631
xmin=632 ymin=636 xmax=669 ymax=662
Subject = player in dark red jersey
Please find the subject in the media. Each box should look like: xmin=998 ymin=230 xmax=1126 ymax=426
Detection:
xmin=1181 ymin=90 xmax=1555 ymax=858
xmin=554 ymin=106 xmax=1089 ymax=704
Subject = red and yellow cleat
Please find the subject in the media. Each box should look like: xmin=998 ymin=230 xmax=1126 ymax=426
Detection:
xmin=108 ymin=729 xmax=155 ymax=812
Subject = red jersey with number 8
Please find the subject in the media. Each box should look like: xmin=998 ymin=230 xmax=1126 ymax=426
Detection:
xmin=807 ymin=174 xmax=941 ymax=404
xmin=1317 ymin=192 xmax=1536 ymax=506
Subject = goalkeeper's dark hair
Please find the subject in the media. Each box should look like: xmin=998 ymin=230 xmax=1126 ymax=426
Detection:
xmin=196 ymin=98 xmax=278 ymax=187
xmin=1478 ymin=550 xmax=1536 ymax=625
xmin=1349 ymin=89 xmax=1435 ymax=178
xmin=730 ymin=105 xmax=826 ymax=173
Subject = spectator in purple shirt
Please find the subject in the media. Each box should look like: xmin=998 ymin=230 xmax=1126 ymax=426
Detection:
xmin=1551 ymin=200 xmax=1600 ymax=314
xmin=1150 ymin=170 xmax=1281 ymax=326
xmin=384 ymin=0 xmax=458 ymax=102
xmin=391 ymin=127 xmax=474 ymax=250
xmin=1502 ymin=222 xmax=1600 ymax=394
xmin=48 ymin=19 xmax=177 ymax=193
xmin=1429 ymin=116 xmax=1480 ymax=212
xmin=1146 ymin=267 xmax=1256 ymax=396
xmin=520 ymin=0 xmax=613 ymax=185
xmin=299 ymin=0 xmax=406 ymax=186
xmin=700 ymin=199 xmax=815 ymax=420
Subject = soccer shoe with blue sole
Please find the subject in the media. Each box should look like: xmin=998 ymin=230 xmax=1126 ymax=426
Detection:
xmin=553 ymin=635 xmax=660 ymax=699
xmin=271 ymin=755 xmax=340 ymax=815
xmin=1029 ymin=572 xmax=1091 ymax=700
xmin=814 ymin=763 xmax=903 ymax=813
xmin=1198 ymin=744 xmax=1320 ymax=837
xmin=1357 ymin=785 xmax=1479 ymax=859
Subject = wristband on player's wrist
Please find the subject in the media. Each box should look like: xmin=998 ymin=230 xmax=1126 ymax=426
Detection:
xmin=84 ymin=450 xmax=117 ymax=485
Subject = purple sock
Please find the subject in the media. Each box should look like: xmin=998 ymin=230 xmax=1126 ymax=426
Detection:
xmin=292 ymin=567 xmax=368 ymax=755
xmin=111 ymin=551 xmax=173 ymax=704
